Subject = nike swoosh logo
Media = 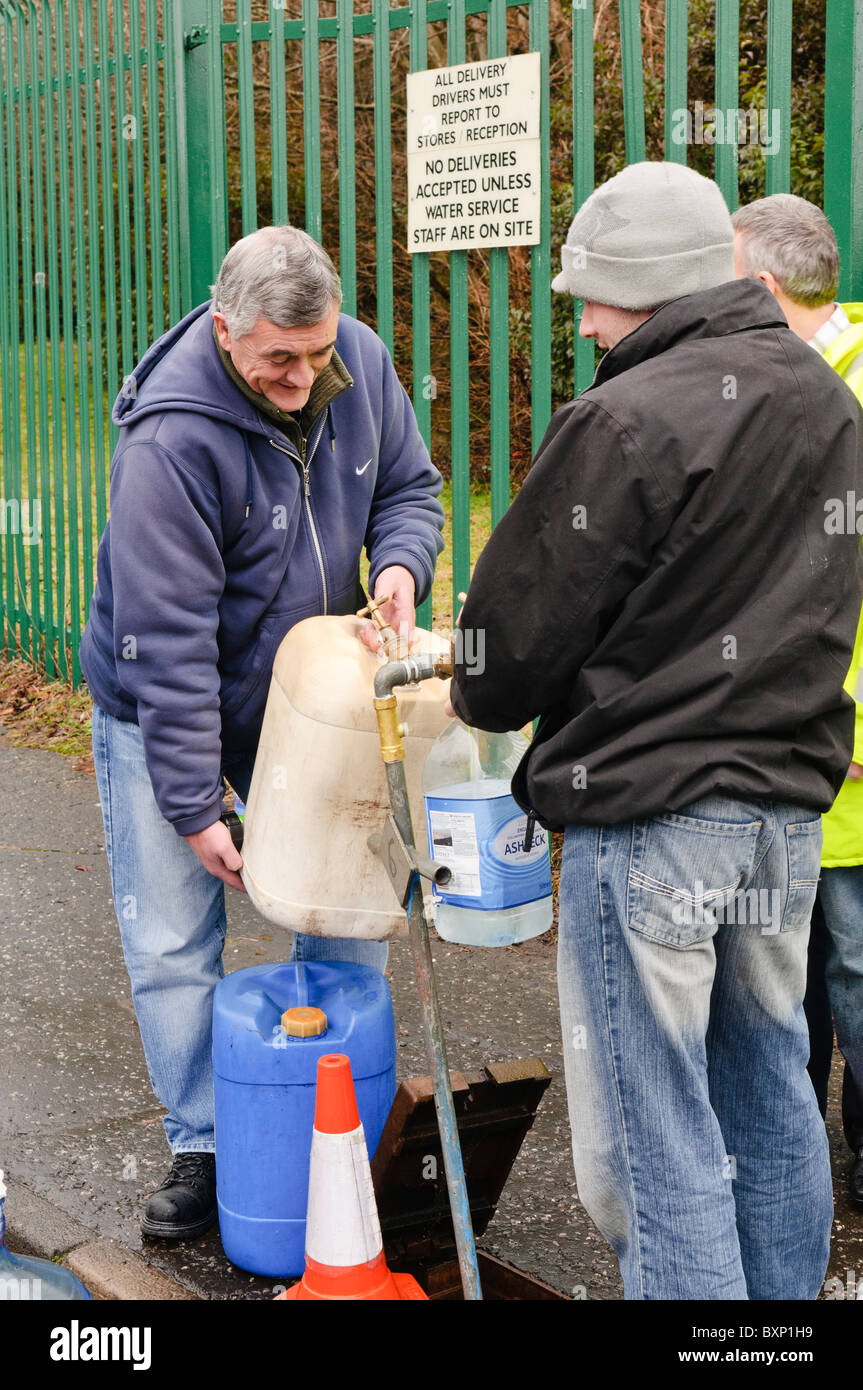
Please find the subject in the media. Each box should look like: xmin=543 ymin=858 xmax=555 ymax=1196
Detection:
xmin=356 ymin=458 xmax=373 ymax=475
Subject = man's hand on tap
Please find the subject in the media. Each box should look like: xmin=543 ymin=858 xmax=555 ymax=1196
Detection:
xmin=359 ymin=565 xmax=416 ymax=654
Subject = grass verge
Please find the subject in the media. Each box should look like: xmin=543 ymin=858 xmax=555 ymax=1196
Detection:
xmin=0 ymin=658 xmax=93 ymax=771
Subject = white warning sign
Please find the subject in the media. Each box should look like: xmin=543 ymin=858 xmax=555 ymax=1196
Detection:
xmin=407 ymin=51 xmax=541 ymax=253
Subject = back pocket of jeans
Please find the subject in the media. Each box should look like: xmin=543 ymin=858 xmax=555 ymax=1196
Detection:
xmin=779 ymin=818 xmax=822 ymax=932
xmin=627 ymin=810 xmax=762 ymax=950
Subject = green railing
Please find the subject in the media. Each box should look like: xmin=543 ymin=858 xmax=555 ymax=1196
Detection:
xmin=0 ymin=1 xmax=861 ymax=684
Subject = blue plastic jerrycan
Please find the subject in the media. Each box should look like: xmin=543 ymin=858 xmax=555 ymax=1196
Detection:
xmin=212 ymin=959 xmax=396 ymax=1278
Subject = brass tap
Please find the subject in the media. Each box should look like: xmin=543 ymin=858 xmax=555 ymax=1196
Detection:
xmin=373 ymin=694 xmax=407 ymax=762
xmin=356 ymin=594 xmax=409 ymax=661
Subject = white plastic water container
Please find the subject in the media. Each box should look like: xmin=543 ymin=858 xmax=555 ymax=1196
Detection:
xmin=240 ymin=615 xmax=451 ymax=939
xmin=422 ymin=720 xmax=553 ymax=946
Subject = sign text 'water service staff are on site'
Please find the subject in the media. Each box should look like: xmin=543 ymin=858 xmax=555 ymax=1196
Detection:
xmin=407 ymin=52 xmax=541 ymax=253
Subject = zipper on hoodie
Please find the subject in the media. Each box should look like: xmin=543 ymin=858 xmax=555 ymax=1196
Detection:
xmin=268 ymin=417 xmax=329 ymax=612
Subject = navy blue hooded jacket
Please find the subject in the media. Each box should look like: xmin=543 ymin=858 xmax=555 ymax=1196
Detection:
xmin=80 ymin=302 xmax=445 ymax=836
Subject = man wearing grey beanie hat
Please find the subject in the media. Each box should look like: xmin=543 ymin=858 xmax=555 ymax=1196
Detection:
xmin=448 ymin=160 xmax=863 ymax=1299
xmin=552 ymin=160 xmax=737 ymax=309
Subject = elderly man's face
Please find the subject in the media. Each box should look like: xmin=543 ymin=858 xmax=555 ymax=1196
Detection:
xmin=214 ymin=302 xmax=341 ymax=413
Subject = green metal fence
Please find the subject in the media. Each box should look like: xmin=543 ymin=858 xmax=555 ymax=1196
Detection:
xmin=0 ymin=1 xmax=861 ymax=684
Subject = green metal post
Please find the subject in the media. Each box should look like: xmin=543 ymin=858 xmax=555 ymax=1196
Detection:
xmin=41 ymin=0 xmax=67 ymax=676
xmin=619 ymin=0 xmax=646 ymax=165
xmin=0 ymin=7 xmax=20 ymax=656
xmin=0 ymin=14 xmax=7 ymax=653
xmin=270 ymin=0 xmax=288 ymax=227
xmin=16 ymin=2 xmax=38 ymax=662
xmin=27 ymin=0 xmax=53 ymax=672
xmin=825 ymin=0 xmax=863 ymax=300
xmin=409 ymin=0 xmax=432 ymax=630
xmin=448 ymin=0 xmax=470 ymax=609
xmin=714 ymin=0 xmax=738 ymax=208
xmin=529 ymin=0 xmax=551 ymax=453
xmin=572 ymin=0 xmax=595 ymax=397
xmin=336 ymin=0 xmax=356 ymax=316
xmin=302 ymin=0 xmax=321 ymax=240
xmin=180 ymin=0 xmax=218 ymax=304
xmin=208 ymin=0 xmax=228 ymax=264
xmin=82 ymin=0 xmax=105 ymax=611
xmin=131 ymin=0 xmax=151 ymax=347
xmin=0 ymin=14 xmax=5 ymax=652
xmin=68 ymin=0 xmax=92 ymax=671
xmin=664 ymin=0 xmax=687 ymax=165
xmin=372 ymin=0 xmax=393 ymax=354
xmin=236 ymin=0 xmax=257 ymax=235
xmin=163 ymin=0 xmax=188 ymax=318
xmin=68 ymin=4 xmax=88 ymax=649
xmin=163 ymin=0 xmax=184 ymax=318
xmin=55 ymin=0 xmax=80 ymax=680
xmin=97 ymin=0 xmax=119 ymax=470
xmin=114 ymin=0 xmax=134 ymax=375
xmin=143 ymin=0 xmax=163 ymax=340
xmin=488 ymin=0 xmax=510 ymax=527
xmin=765 ymin=0 xmax=791 ymax=196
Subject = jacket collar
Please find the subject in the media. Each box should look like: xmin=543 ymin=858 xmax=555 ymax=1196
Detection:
xmin=589 ymin=279 xmax=789 ymax=389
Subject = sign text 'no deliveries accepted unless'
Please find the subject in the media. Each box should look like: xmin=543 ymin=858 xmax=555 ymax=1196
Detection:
xmin=407 ymin=51 xmax=541 ymax=254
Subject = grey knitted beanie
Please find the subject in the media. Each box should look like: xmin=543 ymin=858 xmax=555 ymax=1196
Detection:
xmin=552 ymin=161 xmax=735 ymax=309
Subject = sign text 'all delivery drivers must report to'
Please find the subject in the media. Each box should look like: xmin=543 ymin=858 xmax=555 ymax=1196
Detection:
xmin=407 ymin=52 xmax=541 ymax=253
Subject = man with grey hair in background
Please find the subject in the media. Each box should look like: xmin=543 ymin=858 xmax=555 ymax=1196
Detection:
xmin=79 ymin=225 xmax=445 ymax=1239
xmin=733 ymin=193 xmax=863 ymax=1211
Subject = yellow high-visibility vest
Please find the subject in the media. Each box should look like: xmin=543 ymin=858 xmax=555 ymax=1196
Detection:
xmin=821 ymin=304 xmax=863 ymax=867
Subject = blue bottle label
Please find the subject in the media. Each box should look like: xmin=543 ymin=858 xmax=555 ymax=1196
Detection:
xmin=424 ymin=790 xmax=551 ymax=910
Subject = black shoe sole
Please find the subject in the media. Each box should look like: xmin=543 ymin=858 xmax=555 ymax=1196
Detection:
xmin=141 ymin=1208 xmax=217 ymax=1241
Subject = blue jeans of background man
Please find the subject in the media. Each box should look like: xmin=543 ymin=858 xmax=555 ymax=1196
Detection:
xmin=557 ymin=794 xmax=832 ymax=1300
xmin=91 ymin=703 xmax=388 ymax=1153
xmin=804 ymin=868 xmax=863 ymax=1152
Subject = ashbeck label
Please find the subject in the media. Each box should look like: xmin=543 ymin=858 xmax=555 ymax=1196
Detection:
xmin=490 ymin=814 xmax=549 ymax=866
xmin=425 ymin=789 xmax=551 ymax=911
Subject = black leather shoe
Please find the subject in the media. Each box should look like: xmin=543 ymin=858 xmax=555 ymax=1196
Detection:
xmin=850 ymin=1148 xmax=863 ymax=1208
xmin=141 ymin=1153 xmax=217 ymax=1240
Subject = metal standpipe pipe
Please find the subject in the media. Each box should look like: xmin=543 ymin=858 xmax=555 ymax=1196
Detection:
xmin=372 ymin=654 xmax=483 ymax=1302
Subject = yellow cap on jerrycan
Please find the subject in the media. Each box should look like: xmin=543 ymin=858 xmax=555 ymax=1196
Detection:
xmin=281 ymin=1006 xmax=327 ymax=1037
xmin=240 ymin=615 xmax=452 ymax=940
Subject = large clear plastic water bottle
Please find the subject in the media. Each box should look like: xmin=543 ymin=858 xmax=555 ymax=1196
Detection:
xmin=422 ymin=720 xmax=553 ymax=946
xmin=0 ymin=1170 xmax=92 ymax=1300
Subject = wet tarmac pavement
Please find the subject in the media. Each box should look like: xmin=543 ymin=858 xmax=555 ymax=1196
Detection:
xmin=1 ymin=730 xmax=861 ymax=1300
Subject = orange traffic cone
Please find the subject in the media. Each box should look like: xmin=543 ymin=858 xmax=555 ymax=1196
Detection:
xmin=276 ymin=1053 xmax=428 ymax=1301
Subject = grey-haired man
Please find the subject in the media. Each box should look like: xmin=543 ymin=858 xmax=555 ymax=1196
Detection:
xmin=733 ymin=193 xmax=863 ymax=1211
xmin=80 ymin=225 xmax=444 ymax=1238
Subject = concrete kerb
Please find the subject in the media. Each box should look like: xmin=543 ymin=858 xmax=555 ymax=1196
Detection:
xmin=4 ymin=1178 xmax=198 ymax=1301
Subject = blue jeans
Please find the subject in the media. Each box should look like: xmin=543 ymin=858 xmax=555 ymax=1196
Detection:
xmin=557 ymin=794 xmax=832 ymax=1300
xmin=805 ymin=867 xmax=863 ymax=1151
xmin=91 ymin=703 xmax=388 ymax=1153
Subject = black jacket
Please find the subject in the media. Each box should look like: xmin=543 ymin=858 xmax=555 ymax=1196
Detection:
xmin=449 ymin=280 xmax=863 ymax=829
